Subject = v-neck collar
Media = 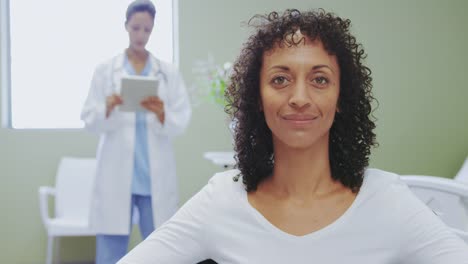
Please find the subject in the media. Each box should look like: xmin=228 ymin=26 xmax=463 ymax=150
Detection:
xmin=124 ymin=54 xmax=152 ymax=76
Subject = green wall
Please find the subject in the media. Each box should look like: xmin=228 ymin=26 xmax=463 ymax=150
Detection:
xmin=1 ymin=0 xmax=467 ymax=263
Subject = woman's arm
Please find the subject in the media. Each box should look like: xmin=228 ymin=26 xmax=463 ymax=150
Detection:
xmin=147 ymin=66 xmax=191 ymax=138
xmin=398 ymin=186 xmax=468 ymax=263
xmin=81 ymin=64 xmax=123 ymax=134
xmin=118 ymin=184 xmax=213 ymax=264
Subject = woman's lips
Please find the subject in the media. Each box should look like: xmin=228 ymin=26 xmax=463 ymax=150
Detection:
xmin=281 ymin=113 xmax=318 ymax=126
xmin=282 ymin=113 xmax=318 ymax=120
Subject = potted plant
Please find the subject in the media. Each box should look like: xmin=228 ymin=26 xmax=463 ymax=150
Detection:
xmin=193 ymin=56 xmax=232 ymax=107
xmin=192 ymin=56 xmax=236 ymax=134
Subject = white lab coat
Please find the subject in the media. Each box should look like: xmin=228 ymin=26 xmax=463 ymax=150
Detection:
xmin=81 ymin=53 xmax=191 ymax=235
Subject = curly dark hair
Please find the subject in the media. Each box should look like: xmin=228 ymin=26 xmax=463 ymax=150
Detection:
xmin=226 ymin=9 xmax=377 ymax=193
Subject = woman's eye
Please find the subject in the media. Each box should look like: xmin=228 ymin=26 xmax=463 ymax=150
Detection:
xmin=271 ymin=76 xmax=288 ymax=86
xmin=313 ymin=76 xmax=329 ymax=86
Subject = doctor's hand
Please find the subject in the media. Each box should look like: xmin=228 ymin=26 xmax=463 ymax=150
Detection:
xmin=106 ymin=94 xmax=123 ymax=118
xmin=141 ymin=96 xmax=165 ymax=124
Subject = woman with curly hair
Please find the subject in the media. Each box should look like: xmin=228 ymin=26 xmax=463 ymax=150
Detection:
xmin=118 ymin=9 xmax=468 ymax=264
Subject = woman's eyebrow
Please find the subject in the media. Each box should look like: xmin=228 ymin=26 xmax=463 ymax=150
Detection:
xmin=312 ymin=64 xmax=335 ymax=74
xmin=266 ymin=64 xmax=336 ymax=75
xmin=268 ymin=65 xmax=290 ymax=72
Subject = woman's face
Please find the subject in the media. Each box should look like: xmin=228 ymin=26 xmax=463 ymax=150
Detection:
xmin=126 ymin=11 xmax=154 ymax=52
xmin=259 ymin=36 xmax=340 ymax=151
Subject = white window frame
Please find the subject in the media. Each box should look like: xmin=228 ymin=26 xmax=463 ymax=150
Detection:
xmin=0 ymin=0 xmax=179 ymax=129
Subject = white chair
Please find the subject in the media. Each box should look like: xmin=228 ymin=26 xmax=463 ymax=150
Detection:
xmin=39 ymin=157 xmax=97 ymax=264
xmin=401 ymin=175 xmax=468 ymax=243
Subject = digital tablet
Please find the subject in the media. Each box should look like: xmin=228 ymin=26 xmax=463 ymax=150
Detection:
xmin=119 ymin=76 xmax=159 ymax=112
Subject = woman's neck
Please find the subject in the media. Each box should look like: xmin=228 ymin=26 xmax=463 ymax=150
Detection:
xmin=263 ymin=139 xmax=341 ymax=200
xmin=126 ymin=48 xmax=148 ymax=62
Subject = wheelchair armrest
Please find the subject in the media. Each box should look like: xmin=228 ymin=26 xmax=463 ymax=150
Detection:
xmin=38 ymin=186 xmax=56 ymax=226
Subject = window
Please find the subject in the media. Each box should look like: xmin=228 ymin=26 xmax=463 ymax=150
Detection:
xmin=0 ymin=0 xmax=177 ymax=129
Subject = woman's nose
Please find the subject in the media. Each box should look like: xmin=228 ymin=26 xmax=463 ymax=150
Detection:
xmin=288 ymin=81 xmax=311 ymax=109
xmin=135 ymin=29 xmax=147 ymax=38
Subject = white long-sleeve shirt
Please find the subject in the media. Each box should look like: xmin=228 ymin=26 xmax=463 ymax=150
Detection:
xmin=119 ymin=168 xmax=468 ymax=264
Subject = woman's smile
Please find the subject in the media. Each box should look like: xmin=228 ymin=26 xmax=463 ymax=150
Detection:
xmin=281 ymin=113 xmax=318 ymax=127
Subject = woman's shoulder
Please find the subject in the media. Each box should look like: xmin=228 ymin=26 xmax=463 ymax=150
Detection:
xmin=180 ymin=170 xmax=244 ymax=217
xmin=206 ymin=169 xmax=244 ymax=195
xmin=358 ymin=168 xmax=412 ymax=204
xmin=362 ymin=168 xmax=401 ymax=190
xmin=148 ymin=54 xmax=181 ymax=75
xmin=360 ymin=168 xmax=424 ymax=210
xmin=93 ymin=53 xmax=125 ymax=73
xmin=192 ymin=170 xmax=244 ymax=206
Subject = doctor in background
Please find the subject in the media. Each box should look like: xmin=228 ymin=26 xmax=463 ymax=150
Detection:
xmin=80 ymin=1 xmax=191 ymax=263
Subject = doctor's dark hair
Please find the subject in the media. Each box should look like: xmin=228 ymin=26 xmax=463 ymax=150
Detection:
xmin=126 ymin=0 xmax=156 ymax=23
xmin=226 ymin=9 xmax=377 ymax=192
